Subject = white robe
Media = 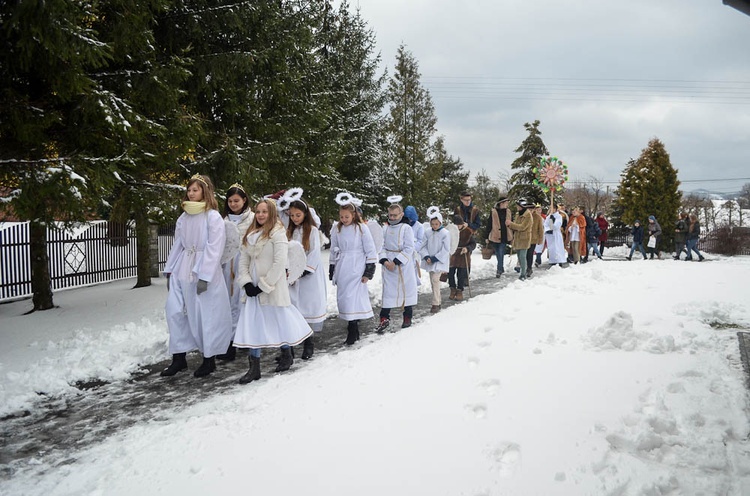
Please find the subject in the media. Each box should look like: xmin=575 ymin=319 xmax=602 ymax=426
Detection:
xmin=234 ymin=230 xmax=312 ymax=348
xmin=379 ymin=222 xmax=418 ymax=308
xmin=419 ymin=227 xmax=451 ymax=273
xmin=544 ymin=213 xmax=567 ymax=264
xmin=222 ymin=210 xmax=254 ymax=333
xmin=410 ymin=221 xmax=425 ymax=286
xmin=288 ymin=226 xmax=327 ymax=325
xmin=164 ymin=210 xmax=233 ymax=357
xmin=330 ymin=223 xmax=377 ymax=321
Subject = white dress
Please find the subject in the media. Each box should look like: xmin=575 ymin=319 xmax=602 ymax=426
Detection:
xmin=330 ymin=223 xmax=377 ymax=321
xmin=234 ymin=230 xmax=312 ymax=348
xmin=410 ymin=221 xmax=425 ymax=286
xmin=379 ymin=222 xmax=418 ymax=308
xmin=222 ymin=210 xmax=254 ymax=333
xmin=544 ymin=213 xmax=567 ymax=264
xmin=164 ymin=210 xmax=233 ymax=357
xmin=419 ymin=227 xmax=451 ymax=273
xmin=288 ymin=226 xmax=327 ymax=325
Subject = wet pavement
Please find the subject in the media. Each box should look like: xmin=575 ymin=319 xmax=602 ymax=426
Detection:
xmin=0 ymin=265 xmax=554 ymax=479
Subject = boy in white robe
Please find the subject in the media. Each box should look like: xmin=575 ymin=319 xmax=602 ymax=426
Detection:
xmin=419 ymin=207 xmax=451 ymax=313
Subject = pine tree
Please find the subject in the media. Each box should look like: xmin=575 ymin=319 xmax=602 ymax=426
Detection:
xmin=381 ymin=45 xmax=439 ymax=212
xmin=430 ymin=136 xmax=469 ymax=212
xmin=508 ymin=120 xmax=548 ymax=204
xmin=0 ymin=0 xmax=123 ymax=310
xmin=614 ymin=138 xmax=682 ymax=249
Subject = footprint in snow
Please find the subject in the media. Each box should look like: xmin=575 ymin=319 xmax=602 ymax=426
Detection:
xmin=466 ymin=403 xmax=488 ymax=419
xmin=468 ymin=356 xmax=480 ymax=368
xmin=489 ymin=442 xmax=522 ymax=477
xmin=479 ymin=378 xmax=501 ymax=396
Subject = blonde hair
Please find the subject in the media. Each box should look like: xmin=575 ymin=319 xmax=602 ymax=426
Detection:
xmin=244 ymin=199 xmax=283 ymax=244
xmin=184 ymin=174 xmax=219 ymax=211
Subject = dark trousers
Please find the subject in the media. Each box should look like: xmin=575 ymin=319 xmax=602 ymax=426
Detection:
xmin=448 ymin=266 xmax=468 ymax=290
xmin=526 ymin=244 xmax=536 ymax=272
xmin=380 ymin=306 xmax=412 ymax=319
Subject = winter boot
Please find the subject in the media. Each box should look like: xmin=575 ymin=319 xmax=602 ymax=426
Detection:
xmin=430 ymin=304 xmax=441 ymax=313
xmin=526 ymin=269 xmax=533 ymax=278
xmin=626 ymin=256 xmax=632 ymax=261
xmin=275 ymin=347 xmax=293 ymax=372
xmin=160 ymin=352 xmax=188 ymax=377
xmin=193 ymin=356 xmax=216 ymax=378
xmin=301 ymin=336 xmax=315 ymax=360
xmin=345 ymin=320 xmax=360 ymax=345
xmin=216 ymin=341 xmax=236 ymax=361
xmin=401 ymin=316 xmax=412 ymax=329
xmin=239 ymin=356 xmax=261 ymax=384
xmin=376 ymin=317 xmax=390 ymax=334
xmin=274 ymin=346 xmax=296 ymax=363
xmin=699 ymin=255 xmax=705 ymax=261
xmin=455 ymin=290 xmax=464 ymax=301
xmin=449 ymin=287 xmax=457 ymax=300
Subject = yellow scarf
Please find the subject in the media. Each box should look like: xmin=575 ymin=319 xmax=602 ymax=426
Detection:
xmin=182 ymin=201 xmax=207 ymax=215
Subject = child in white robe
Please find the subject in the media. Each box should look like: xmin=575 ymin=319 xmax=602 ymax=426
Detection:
xmin=419 ymin=207 xmax=451 ymax=313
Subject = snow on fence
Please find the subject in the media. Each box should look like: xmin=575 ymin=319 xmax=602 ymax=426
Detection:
xmin=0 ymin=222 xmax=176 ymax=302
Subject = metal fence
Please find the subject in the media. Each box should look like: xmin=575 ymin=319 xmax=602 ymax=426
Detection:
xmin=0 ymin=222 xmax=176 ymax=302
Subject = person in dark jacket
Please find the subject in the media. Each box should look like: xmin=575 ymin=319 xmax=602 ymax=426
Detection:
xmin=582 ymin=209 xmax=602 ymax=262
xmin=673 ymin=212 xmax=689 ymax=260
xmin=626 ymin=220 xmax=648 ymax=260
xmin=454 ymin=191 xmax=481 ymax=233
xmin=685 ymin=213 xmax=705 ymax=261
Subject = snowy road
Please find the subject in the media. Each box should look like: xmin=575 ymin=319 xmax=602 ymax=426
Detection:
xmin=0 ymin=266 xmax=540 ymax=479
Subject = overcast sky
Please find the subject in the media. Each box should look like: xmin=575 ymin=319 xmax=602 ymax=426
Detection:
xmin=345 ymin=0 xmax=750 ymax=195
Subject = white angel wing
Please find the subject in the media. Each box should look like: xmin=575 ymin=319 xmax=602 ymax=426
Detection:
xmin=287 ymin=239 xmax=307 ymax=284
xmin=221 ymin=218 xmax=241 ymax=265
xmin=447 ymin=223 xmax=460 ymax=254
xmin=367 ymin=220 xmax=384 ymax=253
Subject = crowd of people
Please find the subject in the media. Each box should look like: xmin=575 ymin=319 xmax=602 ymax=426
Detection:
xmin=159 ymin=175 xmax=705 ymax=384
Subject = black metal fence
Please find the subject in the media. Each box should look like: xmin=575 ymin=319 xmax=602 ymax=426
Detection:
xmin=0 ymin=222 xmax=176 ymax=302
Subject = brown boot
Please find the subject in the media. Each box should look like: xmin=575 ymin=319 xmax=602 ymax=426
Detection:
xmin=455 ymin=290 xmax=464 ymax=301
xmin=430 ymin=305 xmax=440 ymax=313
xmin=449 ymin=288 xmax=457 ymax=300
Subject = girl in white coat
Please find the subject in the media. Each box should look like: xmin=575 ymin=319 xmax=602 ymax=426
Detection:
xmin=162 ymin=174 xmax=232 ymax=378
xmin=419 ymin=207 xmax=451 ymax=313
xmin=287 ymin=198 xmax=327 ymax=359
xmin=234 ymin=199 xmax=312 ymax=384
xmin=329 ymin=197 xmax=377 ymax=345
xmin=218 ymin=183 xmax=254 ymax=361
xmin=544 ymin=205 xmax=567 ymax=265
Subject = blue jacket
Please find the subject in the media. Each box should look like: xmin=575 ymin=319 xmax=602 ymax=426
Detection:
xmin=632 ymin=225 xmax=644 ymax=243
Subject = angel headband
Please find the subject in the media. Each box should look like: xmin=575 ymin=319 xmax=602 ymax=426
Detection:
xmin=426 ymin=205 xmax=443 ymax=223
xmin=277 ymin=187 xmax=305 ymax=211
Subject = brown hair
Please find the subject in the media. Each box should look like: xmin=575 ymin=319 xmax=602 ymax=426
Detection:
xmin=286 ymin=200 xmax=315 ymax=252
xmin=184 ymin=175 xmax=219 ymax=211
xmin=337 ymin=203 xmax=363 ymax=233
xmin=244 ymin=199 xmax=283 ymax=244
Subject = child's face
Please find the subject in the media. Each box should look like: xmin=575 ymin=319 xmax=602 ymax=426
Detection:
xmin=255 ymin=202 xmax=269 ymax=225
xmin=227 ymin=194 xmax=246 ymax=214
xmin=288 ymin=207 xmax=305 ymax=227
xmin=430 ymin=218 xmax=441 ymax=230
xmin=339 ymin=209 xmax=354 ymax=226
xmin=187 ymin=183 xmax=204 ymax=202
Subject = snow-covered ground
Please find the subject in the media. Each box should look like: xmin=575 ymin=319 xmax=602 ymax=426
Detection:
xmin=1 ymin=246 xmax=750 ymax=495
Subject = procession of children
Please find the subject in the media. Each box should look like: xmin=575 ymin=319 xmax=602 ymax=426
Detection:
xmin=161 ymin=175 xmax=687 ymax=386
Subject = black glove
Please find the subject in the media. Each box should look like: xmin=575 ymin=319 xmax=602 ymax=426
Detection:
xmin=329 ymin=265 xmax=335 ymax=281
xmin=301 ymin=270 xmax=311 ymax=278
xmin=196 ymin=279 xmax=208 ymax=295
xmin=363 ymin=263 xmax=376 ymax=279
xmin=393 ymin=258 xmax=402 ymax=266
xmin=244 ymin=283 xmax=262 ymax=297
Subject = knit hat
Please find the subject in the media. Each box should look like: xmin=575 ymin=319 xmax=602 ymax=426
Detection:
xmin=648 ymin=215 xmax=656 ymax=221
xmin=452 ymin=214 xmax=465 ymax=225
xmin=404 ymin=205 xmax=419 ymax=223
xmin=634 ymin=220 xmax=641 ymax=224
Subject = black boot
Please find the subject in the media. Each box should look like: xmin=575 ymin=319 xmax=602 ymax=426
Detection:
xmin=345 ymin=320 xmax=360 ymax=345
xmin=193 ymin=356 xmax=216 ymax=378
xmin=160 ymin=353 xmax=188 ymax=377
xmin=274 ymin=345 xmax=296 ymax=362
xmin=239 ymin=355 xmax=261 ymax=384
xmin=216 ymin=341 xmax=236 ymax=361
xmin=301 ymin=335 xmax=314 ymax=360
xmin=275 ymin=347 xmax=293 ymax=372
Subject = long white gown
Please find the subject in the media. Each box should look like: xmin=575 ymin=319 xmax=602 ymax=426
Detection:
xmin=419 ymin=227 xmax=451 ymax=273
xmin=544 ymin=212 xmax=567 ymax=264
xmin=330 ymin=223 xmax=377 ymax=321
xmin=233 ymin=230 xmax=312 ymax=348
xmin=164 ymin=209 xmax=233 ymax=357
xmin=379 ymin=222 xmax=418 ymax=308
xmin=288 ymin=226 xmax=327 ymax=325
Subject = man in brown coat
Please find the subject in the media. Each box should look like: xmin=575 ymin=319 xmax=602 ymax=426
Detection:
xmin=525 ymin=203 xmax=545 ymax=278
xmin=488 ymin=197 xmax=513 ymax=277
xmin=448 ymin=215 xmax=477 ymax=301
xmin=505 ymin=199 xmax=534 ymax=281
